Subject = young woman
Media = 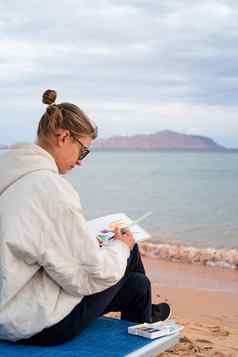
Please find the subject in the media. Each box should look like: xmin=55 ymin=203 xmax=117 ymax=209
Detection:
xmin=0 ymin=90 xmax=170 ymax=346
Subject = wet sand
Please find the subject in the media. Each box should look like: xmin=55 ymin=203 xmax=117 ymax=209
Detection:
xmin=143 ymin=256 xmax=238 ymax=357
xmin=143 ymin=256 xmax=238 ymax=294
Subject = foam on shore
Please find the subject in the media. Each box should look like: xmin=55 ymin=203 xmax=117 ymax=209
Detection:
xmin=139 ymin=242 xmax=238 ymax=269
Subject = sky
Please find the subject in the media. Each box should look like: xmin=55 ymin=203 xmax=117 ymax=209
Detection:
xmin=0 ymin=0 xmax=237 ymax=147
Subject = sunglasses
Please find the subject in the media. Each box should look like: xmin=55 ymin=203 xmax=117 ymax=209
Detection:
xmin=73 ymin=136 xmax=90 ymax=161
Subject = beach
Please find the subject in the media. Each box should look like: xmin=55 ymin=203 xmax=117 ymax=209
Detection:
xmin=142 ymin=256 xmax=238 ymax=357
xmin=70 ymin=149 xmax=238 ymax=355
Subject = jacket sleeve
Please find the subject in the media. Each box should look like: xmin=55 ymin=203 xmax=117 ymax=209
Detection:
xmin=39 ymin=205 xmax=130 ymax=297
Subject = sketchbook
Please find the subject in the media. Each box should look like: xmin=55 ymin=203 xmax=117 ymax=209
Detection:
xmin=88 ymin=212 xmax=151 ymax=243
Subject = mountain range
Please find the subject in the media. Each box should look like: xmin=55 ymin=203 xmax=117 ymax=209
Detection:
xmin=0 ymin=144 xmax=8 ymax=150
xmin=0 ymin=131 xmax=235 ymax=151
xmin=93 ymin=130 xmax=227 ymax=151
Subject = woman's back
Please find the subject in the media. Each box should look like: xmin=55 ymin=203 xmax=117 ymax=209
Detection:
xmin=0 ymin=144 xmax=82 ymax=341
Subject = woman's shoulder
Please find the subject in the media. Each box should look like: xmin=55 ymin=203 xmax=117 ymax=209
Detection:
xmin=29 ymin=170 xmax=78 ymax=197
xmin=19 ymin=170 xmax=82 ymax=218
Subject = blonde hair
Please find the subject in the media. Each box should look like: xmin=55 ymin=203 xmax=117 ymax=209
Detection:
xmin=37 ymin=89 xmax=98 ymax=141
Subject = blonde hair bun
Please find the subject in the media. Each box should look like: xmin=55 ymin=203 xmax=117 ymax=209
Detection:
xmin=42 ymin=89 xmax=57 ymax=105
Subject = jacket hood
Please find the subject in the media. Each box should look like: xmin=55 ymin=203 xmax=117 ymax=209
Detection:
xmin=0 ymin=143 xmax=58 ymax=196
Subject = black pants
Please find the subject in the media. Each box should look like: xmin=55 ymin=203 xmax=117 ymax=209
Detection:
xmin=19 ymin=244 xmax=152 ymax=346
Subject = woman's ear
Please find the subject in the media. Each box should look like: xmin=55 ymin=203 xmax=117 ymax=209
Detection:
xmin=56 ymin=129 xmax=71 ymax=147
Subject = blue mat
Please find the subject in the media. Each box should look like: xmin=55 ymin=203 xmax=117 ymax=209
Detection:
xmin=0 ymin=317 xmax=179 ymax=357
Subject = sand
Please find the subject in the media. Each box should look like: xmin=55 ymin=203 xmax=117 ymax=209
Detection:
xmin=142 ymin=257 xmax=238 ymax=357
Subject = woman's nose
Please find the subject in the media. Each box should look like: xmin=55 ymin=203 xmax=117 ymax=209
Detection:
xmin=76 ymin=160 xmax=81 ymax=166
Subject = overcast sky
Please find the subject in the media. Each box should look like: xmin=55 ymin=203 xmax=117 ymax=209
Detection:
xmin=0 ymin=0 xmax=237 ymax=147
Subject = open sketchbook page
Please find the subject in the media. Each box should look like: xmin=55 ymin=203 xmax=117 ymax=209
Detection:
xmin=87 ymin=213 xmax=151 ymax=242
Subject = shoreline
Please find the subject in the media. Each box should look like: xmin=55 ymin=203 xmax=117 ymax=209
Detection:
xmin=139 ymin=241 xmax=238 ymax=270
xmin=142 ymin=256 xmax=238 ymax=356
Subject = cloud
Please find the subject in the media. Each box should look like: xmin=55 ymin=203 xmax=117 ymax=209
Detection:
xmin=0 ymin=0 xmax=237 ymax=146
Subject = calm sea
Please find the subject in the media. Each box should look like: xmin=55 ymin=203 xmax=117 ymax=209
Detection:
xmin=67 ymin=150 xmax=238 ymax=250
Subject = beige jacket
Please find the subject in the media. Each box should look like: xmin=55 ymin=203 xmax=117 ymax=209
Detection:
xmin=0 ymin=144 xmax=129 ymax=341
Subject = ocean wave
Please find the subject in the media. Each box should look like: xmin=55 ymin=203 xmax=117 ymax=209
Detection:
xmin=139 ymin=242 xmax=238 ymax=269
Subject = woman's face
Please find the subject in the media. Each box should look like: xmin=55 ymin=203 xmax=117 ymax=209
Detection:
xmin=54 ymin=129 xmax=93 ymax=175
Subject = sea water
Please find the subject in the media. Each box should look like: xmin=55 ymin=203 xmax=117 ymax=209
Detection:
xmin=67 ymin=150 xmax=238 ymax=251
xmin=1 ymin=149 xmax=237 ymax=251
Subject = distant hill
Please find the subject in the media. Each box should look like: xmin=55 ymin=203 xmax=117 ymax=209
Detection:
xmin=93 ymin=130 xmax=226 ymax=151
xmin=0 ymin=144 xmax=8 ymax=150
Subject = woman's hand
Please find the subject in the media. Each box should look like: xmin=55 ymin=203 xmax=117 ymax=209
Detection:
xmin=96 ymin=237 xmax=103 ymax=247
xmin=114 ymin=226 xmax=135 ymax=250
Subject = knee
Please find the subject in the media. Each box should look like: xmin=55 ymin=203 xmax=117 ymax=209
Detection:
xmin=128 ymin=273 xmax=151 ymax=296
xmin=130 ymin=243 xmax=139 ymax=258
